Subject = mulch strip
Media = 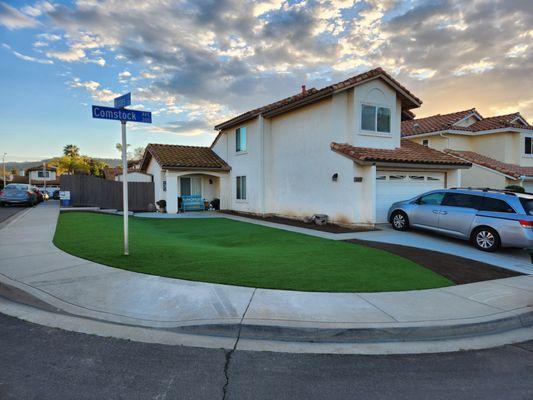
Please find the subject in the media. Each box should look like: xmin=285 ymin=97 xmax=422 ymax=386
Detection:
xmin=346 ymin=239 xmax=522 ymax=285
xmin=220 ymin=210 xmax=376 ymax=233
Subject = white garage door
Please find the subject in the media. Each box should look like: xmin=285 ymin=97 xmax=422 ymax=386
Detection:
xmin=376 ymin=171 xmax=445 ymax=223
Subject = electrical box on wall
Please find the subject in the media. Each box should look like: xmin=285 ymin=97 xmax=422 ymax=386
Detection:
xmin=354 ymin=177 xmax=363 ymax=182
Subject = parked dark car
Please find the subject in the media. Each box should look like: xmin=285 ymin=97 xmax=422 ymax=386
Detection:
xmin=32 ymin=187 xmax=44 ymax=203
xmin=0 ymin=184 xmax=38 ymax=207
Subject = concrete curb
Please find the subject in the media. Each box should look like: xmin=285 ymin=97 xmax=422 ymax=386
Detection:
xmin=1 ymin=275 xmax=533 ymax=348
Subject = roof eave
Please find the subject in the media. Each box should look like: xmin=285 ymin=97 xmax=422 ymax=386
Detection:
xmin=162 ymin=165 xmax=231 ymax=172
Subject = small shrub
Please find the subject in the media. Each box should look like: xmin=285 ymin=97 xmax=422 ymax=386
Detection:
xmin=505 ymin=185 xmax=525 ymax=193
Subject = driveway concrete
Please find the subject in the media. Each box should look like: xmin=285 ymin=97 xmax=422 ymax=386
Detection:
xmin=1 ymin=202 xmax=533 ymax=354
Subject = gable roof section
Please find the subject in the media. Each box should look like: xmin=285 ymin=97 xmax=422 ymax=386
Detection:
xmin=26 ymin=163 xmax=58 ymax=172
xmin=140 ymin=144 xmax=230 ymax=172
xmin=331 ymin=140 xmax=470 ymax=167
xmin=401 ymin=109 xmax=478 ymax=137
xmin=402 ymin=110 xmax=533 ymax=137
xmin=443 ymin=149 xmax=533 ymax=179
xmin=214 ymin=67 xmax=422 ymax=132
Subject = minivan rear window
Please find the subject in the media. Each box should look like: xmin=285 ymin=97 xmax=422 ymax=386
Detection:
xmin=519 ymin=198 xmax=533 ymax=216
xmin=479 ymin=197 xmax=515 ymax=213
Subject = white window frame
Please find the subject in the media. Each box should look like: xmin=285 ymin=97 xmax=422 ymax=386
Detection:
xmin=236 ymin=175 xmax=247 ymax=201
xmin=360 ymin=103 xmax=392 ymax=135
xmin=236 ymin=126 xmax=247 ymax=154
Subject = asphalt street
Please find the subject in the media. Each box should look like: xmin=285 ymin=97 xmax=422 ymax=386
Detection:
xmin=0 ymin=205 xmax=27 ymax=224
xmin=1 ymin=313 xmax=533 ymax=400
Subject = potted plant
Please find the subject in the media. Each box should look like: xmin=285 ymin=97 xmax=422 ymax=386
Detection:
xmin=156 ymin=199 xmax=167 ymax=213
xmin=211 ymin=198 xmax=220 ymax=210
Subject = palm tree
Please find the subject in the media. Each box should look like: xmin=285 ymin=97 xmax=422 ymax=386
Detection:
xmin=116 ymin=143 xmax=131 ymax=159
xmin=63 ymin=144 xmax=80 ymax=158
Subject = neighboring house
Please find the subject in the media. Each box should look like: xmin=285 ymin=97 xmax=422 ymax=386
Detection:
xmin=141 ymin=67 xmax=470 ymax=224
xmin=104 ymin=164 xmax=153 ymax=183
xmin=402 ymin=109 xmax=533 ymax=191
xmin=24 ymin=164 xmax=60 ymax=186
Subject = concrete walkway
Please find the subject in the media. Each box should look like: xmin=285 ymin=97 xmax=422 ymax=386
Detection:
xmin=1 ymin=202 xmax=533 ymax=354
xmin=135 ymin=210 xmax=533 ymax=274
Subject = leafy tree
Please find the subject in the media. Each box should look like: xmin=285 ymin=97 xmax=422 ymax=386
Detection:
xmin=84 ymin=157 xmax=109 ymax=178
xmin=51 ymin=155 xmax=89 ymax=175
xmin=63 ymin=144 xmax=80 ymax=157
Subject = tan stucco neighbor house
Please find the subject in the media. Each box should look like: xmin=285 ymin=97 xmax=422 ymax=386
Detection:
xmin=402 ymin=109 xmax=533 ymax=191
xmin=141 ymin=67 xmax=470 ymax=225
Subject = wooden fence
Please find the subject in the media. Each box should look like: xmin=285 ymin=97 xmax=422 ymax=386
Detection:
xmin=60 ymin=175 xmax=155 ymax=211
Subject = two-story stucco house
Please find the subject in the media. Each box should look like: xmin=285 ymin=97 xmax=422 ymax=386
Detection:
xmin=141 ymin=68 xmax=470 ymax=225
xmin=403 ymin=109 xmax=533 ymax=191
xmin=25 ymin=164 xmax=60 ymax=186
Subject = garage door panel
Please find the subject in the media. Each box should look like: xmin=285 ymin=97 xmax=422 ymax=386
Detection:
xmin=375 ymin=171 xmax=445 ymax=223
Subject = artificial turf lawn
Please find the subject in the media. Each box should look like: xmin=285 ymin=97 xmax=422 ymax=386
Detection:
xmin=53 ymin=212 xmax=453 ymax=292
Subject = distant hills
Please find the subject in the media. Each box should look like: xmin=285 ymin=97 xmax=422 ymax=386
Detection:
xmin=4 ymin=158 xmax=122 ymax=171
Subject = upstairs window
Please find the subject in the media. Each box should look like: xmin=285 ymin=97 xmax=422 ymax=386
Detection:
xmin=37 ymin=171 xmax=50 ymax=178
xmin=236 ymin=127 xmax=247 ymax=152
xmin=525 ymin=137 xmax=533 ymax=155
xmin=361 ymin=104 xmax=391 ymax=134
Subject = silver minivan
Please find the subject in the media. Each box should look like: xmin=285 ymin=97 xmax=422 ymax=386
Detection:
xmin=387 ymin=188 xmax=533 ymax=252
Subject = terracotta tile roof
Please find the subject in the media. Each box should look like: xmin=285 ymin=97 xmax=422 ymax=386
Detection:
xmin=331 ymin=140 xmax=471 ymax=166
xmin=402 ymin=110 xmax=533 ymax=137
xmin=401 ymin=109 xmax=478 ymax=136
xmin=464 ymin=113 xmax=531 ymax=131
xmin=214 ymin=67 xmax=422 ymax=132
xmin=444 ymin=149 xmax=533 ymax=179
xmin=25 ymin=163 xmax=58 ymax=172
xmin=103 ymin=166 xmax=149 ymax=180
xmin=141 ymin=144 xmax=230 ymax=171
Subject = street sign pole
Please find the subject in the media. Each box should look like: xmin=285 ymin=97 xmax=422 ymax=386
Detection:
xmin=92 ymin=92 xmax=151 ymax=257
xmin=121 ymin=120 xmax=129 ymax=256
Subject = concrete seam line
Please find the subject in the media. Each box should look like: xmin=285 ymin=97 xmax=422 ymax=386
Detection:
xmin=354 ymin=293 xmax=399 ymax=322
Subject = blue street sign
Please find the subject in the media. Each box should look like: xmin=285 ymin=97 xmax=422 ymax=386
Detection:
xmin=92 ymin=105 xmax=152 ymax=123
xmin=114 ymin=92 xmax=131 ymax=109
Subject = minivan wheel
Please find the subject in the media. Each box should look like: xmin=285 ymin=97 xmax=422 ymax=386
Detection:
xmin=391 ymin=211 xmax=409 ymax=231
xmin=472 ymin=227 xmax=500 ymax=252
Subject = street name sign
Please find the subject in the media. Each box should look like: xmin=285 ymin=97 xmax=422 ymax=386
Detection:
xmin=114 ymin=92 xmax=131 ymax=109
xmin=91 ymin=93 xmax=152 ymax=256
xmin=92 ymin=105 xmax=152 ymax=123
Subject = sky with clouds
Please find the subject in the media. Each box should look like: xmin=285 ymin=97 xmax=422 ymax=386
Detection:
xmin=0 ymin=0 xmax=532 ymax=161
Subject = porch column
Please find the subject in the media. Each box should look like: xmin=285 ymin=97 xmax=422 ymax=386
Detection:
xmin=166 ymin=171 xmax=179 ymax=213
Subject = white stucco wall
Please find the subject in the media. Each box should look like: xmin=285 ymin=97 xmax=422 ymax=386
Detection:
xmin=146 ymin=158 xmax=163 ymax=202
xmin=116 ymin=172 xmax=153 ymax=182
xmin=29 ymin=170 xmax=56 ymax=181
xmin=353 ymin=79 xmax=401 ymax=149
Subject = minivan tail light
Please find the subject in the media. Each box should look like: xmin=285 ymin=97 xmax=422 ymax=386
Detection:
xmin=519 ymin=220 xmax=533 ymax=229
